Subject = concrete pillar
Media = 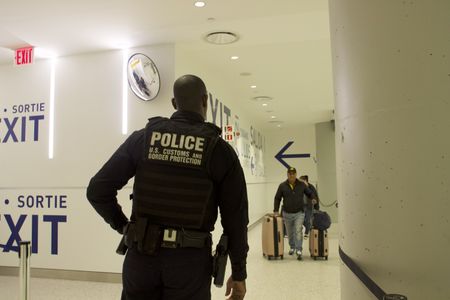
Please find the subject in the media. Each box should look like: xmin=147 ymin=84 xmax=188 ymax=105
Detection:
xmin=329 ymin=1 xmax=450 ymax=299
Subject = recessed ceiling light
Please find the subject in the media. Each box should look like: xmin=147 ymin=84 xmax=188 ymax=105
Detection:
xmin=262 ymin=103 xmax=268 ymax=107
xmin=250 ymin=85 xmax=257 ymax=89
xmin=205 ymin=32 xmax=239 ymax=45
xmin=277 ymin=124 xmax=282 ymax=128
xmin=231 ymin=56 xmax=239 ymax=60
xmin=194 ymin=1 xmax=206 ymax=7
xmin=271 ymin=116 xmax=276 ymax=119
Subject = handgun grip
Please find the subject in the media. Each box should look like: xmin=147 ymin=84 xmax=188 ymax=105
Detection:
xmin=116 ymin=236 xmax=128 ymax=255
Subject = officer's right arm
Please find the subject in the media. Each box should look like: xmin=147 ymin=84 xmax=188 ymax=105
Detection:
xmin=86 ymin=130 xmax=143 ymax=233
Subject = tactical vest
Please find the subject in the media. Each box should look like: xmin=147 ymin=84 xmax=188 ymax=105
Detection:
xmin=133 ymin=117 xmax=220 ymax=230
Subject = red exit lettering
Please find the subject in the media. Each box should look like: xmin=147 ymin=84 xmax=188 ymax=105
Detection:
xmin=15 ymin=47 xmax=34 ymax=65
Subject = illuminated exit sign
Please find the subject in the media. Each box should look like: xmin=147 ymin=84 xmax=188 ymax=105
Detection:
xmin=15 ymin=47 xmax=34 ymax=65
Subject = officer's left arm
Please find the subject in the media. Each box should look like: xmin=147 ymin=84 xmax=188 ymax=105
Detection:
xmin=214 ymin=142 xmax=249 ymax=282
xmin=86 ymin=130 xmax=143 ymax=233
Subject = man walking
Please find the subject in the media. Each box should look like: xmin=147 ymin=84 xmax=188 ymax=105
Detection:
xmin=273 ymin=167 xmax=317 ymax=260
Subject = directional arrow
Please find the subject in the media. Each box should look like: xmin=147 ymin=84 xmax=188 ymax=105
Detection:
xmin=274 ymin=141 xmax=310 ymax=169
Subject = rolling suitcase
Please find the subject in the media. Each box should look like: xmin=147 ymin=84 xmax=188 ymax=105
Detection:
xmin=309 ymin=229 xmax=328 ymax=260
xmin=262 ymin=214 xmax=284 ymax=260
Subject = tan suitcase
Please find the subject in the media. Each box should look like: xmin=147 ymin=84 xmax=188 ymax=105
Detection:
xmin=309 ymin=229 xmax=328 ymax=260
xmin=262 ymin=214 xmax=284 ymax=260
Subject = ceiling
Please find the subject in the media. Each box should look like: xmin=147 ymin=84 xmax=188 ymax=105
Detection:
xmin=0 ymin=0 xmax=335 ymax=129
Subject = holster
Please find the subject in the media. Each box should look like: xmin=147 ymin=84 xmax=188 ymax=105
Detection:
xmin=212 ymin=234 xmax=228 ymax=287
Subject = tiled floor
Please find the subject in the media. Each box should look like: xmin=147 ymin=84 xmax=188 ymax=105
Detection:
xmin=0 ymin=223 xmax=340 ymax=300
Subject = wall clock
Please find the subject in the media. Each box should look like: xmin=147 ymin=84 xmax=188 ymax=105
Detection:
xmin=127 ymin=53 xmax=160 ymax=101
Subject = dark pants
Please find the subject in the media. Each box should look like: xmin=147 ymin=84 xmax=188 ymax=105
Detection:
xmin=121 ymin=246 xmax=213 ymax=300
xmin=303 ymin=208 xmax=313 ymax=235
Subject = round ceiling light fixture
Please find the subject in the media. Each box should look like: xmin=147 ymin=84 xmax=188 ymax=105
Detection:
xmin=251 ymin=96 xmax=273 ymax=102
xmin=205 ymin=32 xmax=239 ymax=45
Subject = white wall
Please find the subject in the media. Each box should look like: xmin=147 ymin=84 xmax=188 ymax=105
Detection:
xmin=0 ymin=44 xmax=175 ymax=272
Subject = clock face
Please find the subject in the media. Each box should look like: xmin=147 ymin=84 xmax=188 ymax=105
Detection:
xmin=127 ymin=53 xmax=160 ymax=101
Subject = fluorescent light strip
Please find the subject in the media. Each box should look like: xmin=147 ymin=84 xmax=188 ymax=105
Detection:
xmin=122 ymin=49 xmax=128 ymax=135
xmin=48 ymin=59 xmax=56 ymax=159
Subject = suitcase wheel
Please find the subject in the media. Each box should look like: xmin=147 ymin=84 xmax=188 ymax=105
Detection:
xmin=280 ymin=255 xmax=283 ymax=260
xmin=313 ymin=256 xmax=317 ymax=260
xmin=325 ymin=256 xmax=328 ymax=260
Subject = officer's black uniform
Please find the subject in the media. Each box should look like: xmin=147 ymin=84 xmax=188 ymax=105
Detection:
xmin=87 ymin=110 xmax=249 ymax=300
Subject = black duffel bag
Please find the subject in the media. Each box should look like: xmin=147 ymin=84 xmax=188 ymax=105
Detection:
xmin=312 ymin=210 xmax=331 ymax=230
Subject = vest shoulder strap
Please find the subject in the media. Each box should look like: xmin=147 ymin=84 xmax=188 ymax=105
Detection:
xmin=146 ymin=116 xmax=167 ymax=128
xmin=204 ymin=122 xmax=222 ymax=136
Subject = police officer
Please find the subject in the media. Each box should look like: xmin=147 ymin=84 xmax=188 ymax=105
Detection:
xmin=87 ymin=74 xmax=249 ymax=300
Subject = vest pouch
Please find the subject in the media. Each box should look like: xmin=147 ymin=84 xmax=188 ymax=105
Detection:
xmin=179 ymin=230 xmax=212 ymax=248
xmin=136 ymin=217 xmax=162 ymax=255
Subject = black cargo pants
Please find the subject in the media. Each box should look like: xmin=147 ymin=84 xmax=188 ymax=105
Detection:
xmin=121 ymin=246 xmax=213 ymax=300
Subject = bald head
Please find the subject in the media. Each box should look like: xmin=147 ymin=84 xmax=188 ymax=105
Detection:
xmin=172 ymin=74 xmax=208 ymax=119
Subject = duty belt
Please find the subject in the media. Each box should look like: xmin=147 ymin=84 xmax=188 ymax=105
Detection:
xmin=124 ymin=221 xmax=212 ymax=256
